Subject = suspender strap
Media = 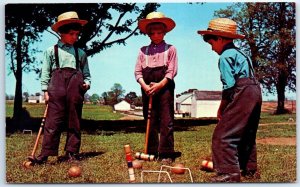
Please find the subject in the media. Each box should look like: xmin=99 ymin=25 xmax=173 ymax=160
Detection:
xmin=145 ymin=44 xmax=169 ymax=67
xmin=74 ymin=47 xmax=80 ymax=70
xmin=236 ymin=48 xmax=255 ymax=78
xmin=163 ymin=44 xmax=169 ymax=66
xmin=145 ymin=46 xmax=149 ymax=67
xmin=54 ymin=44 xmax=81 ymax=70
xmin=54 ymin=44 xmax=59 ymax=69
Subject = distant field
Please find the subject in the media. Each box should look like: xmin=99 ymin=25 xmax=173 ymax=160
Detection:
xmin=5 ymin=100 xmax=296 ymax=119
xmin=5 ymin=102 xmax=124 ymax=120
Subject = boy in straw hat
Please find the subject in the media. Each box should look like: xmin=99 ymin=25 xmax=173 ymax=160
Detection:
xmin=198 ymin=18 xmax=262 ymax=182
xmin=29 ymin=11 xmax=91 ymax=164
xmin=134 ymin=12 xmax=180 ymax=164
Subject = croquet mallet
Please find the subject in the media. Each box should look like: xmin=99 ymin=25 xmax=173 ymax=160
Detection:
xmin=27 ymin=104 xmax=48 ymax=161
xmin=144 ymin=95 xmax=153 ymax=154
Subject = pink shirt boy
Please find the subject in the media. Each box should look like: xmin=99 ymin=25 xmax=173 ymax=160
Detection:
xmin=134 ymin=40 xmax=178 ymax=82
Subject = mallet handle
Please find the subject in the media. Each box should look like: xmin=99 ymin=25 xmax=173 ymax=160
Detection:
xmin=144 ymin=96 xmax=153 ymax=154
xmin=30 ymin=105 xmax=48 ymax=157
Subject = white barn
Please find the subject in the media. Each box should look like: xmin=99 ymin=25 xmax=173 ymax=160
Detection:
xmin=28 ymin=95 xmax=45 ymax=103
xmin=191 ymin=90 xmax=222 ymax=118
xmin=175 ymin=93 xmax=192 ymax=115
xmin=114 ymin=100 xmax=131 ymax=111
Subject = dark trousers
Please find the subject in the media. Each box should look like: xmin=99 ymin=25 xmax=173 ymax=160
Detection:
xmin=41 ymin=68 xmax=84 ymax=156
xmin=141 ymin=66 xmax=175 ymax=154
xmin=142 ymin=89 xmax=175 ymax=154
xmin=212 ymin=78 xmax=262 ymax=174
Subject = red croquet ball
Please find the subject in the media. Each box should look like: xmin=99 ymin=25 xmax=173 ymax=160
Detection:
xmin=132 ymin=159 xmax=142 ymax=169
xmin=68 ymin=166 xmax=82 ymax=177
xmin=171 ymin=163 xmax=185 ymax=174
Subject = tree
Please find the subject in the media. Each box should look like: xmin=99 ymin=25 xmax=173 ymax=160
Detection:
xmin=110 ymin=83 xmax=126 ymax=105
xmin=23 ymin=92 xmax=29 ymax=102
xmin=39 ymin=3 xmax=160 ymax=55
xmin=133 ymin=96 xmax=143 ymax=107
xmin=5 ymin=4 xmax=53 ymax=132
xmin=214 ymin=2 xmax=296 ymax=114
xmin=84 ymin=93 xmax=90 ymax=103
xmin=101 ymin=83 xmax=126 ymax=106
xmin=125 ymin=91 xmax=138 ymax=104
xmin=5 ymin=3 xmax=159 ymax=131
xmin=90 ymin=93 xmax=100 ymax=104
xmin=101 ymin=92 xmax=108 ymax=105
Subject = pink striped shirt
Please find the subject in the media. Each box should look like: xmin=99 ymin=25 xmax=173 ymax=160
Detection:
xmin=134 ymin=41 xmax=178 ymax=81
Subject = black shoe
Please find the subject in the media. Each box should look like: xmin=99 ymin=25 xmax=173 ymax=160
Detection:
xmin=160 ymin=158 xmax=174 ymax=165
xmin=65 ymin=151 xmax=79 ymax=162
xmin=241 ymin=170 xmax=261 ymax=179
xmin=210 ymin=173 xmax=241 ymax=182
xmin=158 ymin=152 xmax=181 ymax=165
xmin=28 ymin=154 xmax=48 ymax=165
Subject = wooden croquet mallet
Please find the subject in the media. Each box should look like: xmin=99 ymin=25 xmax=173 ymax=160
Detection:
xmin=144 ymin=95 xmax=153 ymax=154
xmin=28 ymin=104 xmax=48 ymax=160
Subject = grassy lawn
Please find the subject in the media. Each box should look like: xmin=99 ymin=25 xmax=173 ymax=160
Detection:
xmin=5 ymin=103 xmax=296 ymax=183
xmin=6 ymin=102 xmax=124 ymax=120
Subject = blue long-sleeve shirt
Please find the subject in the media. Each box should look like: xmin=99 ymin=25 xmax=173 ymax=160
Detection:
xmin=41 ymin=40 xmax=91 ymax=91
xmin=219 ymin=42 xmax=254 ymax=90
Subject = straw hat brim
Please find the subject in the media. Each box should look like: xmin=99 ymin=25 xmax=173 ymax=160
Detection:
xmin=197 ymin=30 xmax=245 ymax=39
xmin=138 ymin=18 xmax=175 ymax=34
xmin=51 ymin=19 xmax=88 ymax=33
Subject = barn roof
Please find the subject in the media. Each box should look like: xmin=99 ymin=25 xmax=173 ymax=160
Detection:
xmin=176 ymin=93 xmax=193 ymax=103
xmin=193 ymin=90 xmax=222 ymax=100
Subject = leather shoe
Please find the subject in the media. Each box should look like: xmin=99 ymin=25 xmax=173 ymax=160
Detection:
xmin=241 ymin=170 xmax=261 ymax=179
xmin=65 ymin=151 xmax=79 ymax=162
xmin=211 ymin=173 xmax=241 ymax=182
xmin=28 ymin=154 xmax=48 ymax=165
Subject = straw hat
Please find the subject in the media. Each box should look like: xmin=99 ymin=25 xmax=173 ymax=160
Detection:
xmin=198 ymin=18 xmax=244 ymax=39
xmin=51 ymin=11 xmax=88 ymax=33
xmin=138 ymin=12 xmax=175 ymax=34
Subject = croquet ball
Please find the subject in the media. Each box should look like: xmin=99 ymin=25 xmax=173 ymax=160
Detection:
xmin=171 ymin=163 xmax=185 ymax=174
xmin=201 ymin=160 xmax=214 ymax=171
xmin=22 ymin=161 xmax=33 ymax=169
xmin=68 ymin=166 xmax=82 ymax=177
xmin=132 ymin=159 xmax=142 ymax=169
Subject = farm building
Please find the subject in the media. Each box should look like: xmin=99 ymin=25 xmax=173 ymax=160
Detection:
xmin=191 ymin=90 xmax=222 ymax=118
xmin=28 ymin=95 xmax=45 ymax=103
xmin=175 ymin=92 xmax=193 ymax=115
xmin=114 ymin=100 xmax=131 ymax=111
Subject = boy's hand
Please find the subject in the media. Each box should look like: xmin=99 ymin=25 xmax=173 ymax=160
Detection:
xmin=44 ymin=91 xmax=49 ymax=104
xmin=148 ymin=78 xmax=169 ymax=95
xmin=82 ymin=83 xmax=90 ymax=91
xmin=148 ymin=82 xmax=163 ymax=95
xmin=143 ymin=85 xmax=151 ymax=96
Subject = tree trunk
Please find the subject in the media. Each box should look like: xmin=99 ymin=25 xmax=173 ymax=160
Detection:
xmin=275 ymin=71 xmax=289 ymax=114
xmin=12 ymin=28 xmax=24 ymax=132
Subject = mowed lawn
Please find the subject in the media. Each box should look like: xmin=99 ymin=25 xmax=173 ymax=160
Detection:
xmin=5 ymin=102 xmax=296 ymax=183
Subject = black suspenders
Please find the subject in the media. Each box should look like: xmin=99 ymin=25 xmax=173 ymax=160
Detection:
xmin=54 ymin=44 xmax=80 ymax=70
xmin=235 ymin=48 xmax=255 ymax=78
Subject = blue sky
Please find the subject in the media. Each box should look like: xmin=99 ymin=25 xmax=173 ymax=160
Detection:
xmin=4 ymin=1 xmax=296 ymax=101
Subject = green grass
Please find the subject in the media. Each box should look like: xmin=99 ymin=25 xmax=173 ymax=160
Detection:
xmin=5 ymin=102 xmax=296 ymax=183
xmin=259 ymin=112 xmax=295 ymax=124
xmin=6 ymin=102 xmax=124 ymax=120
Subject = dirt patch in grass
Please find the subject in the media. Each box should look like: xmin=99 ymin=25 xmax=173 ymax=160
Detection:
xmin=257 ymin=137 xmax=296 ymax=146
xmin=261 ymin=101 xmax=296 ymax=113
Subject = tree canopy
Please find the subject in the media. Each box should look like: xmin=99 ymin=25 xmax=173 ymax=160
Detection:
xmin=214 ymin=2 xmax=296 ymax=114
xmin=5 ymin=3 xmax=159 ymax=131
